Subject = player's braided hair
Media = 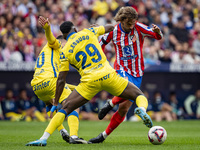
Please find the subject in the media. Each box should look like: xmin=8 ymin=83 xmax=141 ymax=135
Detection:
xmin=114 ymin=6 xmax=138 ymax=22
xmin=60 ymin=21 xmax=74 ymax=34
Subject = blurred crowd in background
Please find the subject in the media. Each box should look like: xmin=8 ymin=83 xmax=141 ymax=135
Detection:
xmin=0 ymin=0 xmax=200 ymax=122
xmin=1 ymin=0 xmax=200 ymax=64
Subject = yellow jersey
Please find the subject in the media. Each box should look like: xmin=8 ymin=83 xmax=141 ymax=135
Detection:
xmin=31 ymin=40 xmax=68 ymax=86
xmin=60 ymin=26 xmax=115 ymax=81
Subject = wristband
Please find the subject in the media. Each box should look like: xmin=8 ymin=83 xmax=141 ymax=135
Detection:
xmin=50 ymin=105 xmax=57 ymax=113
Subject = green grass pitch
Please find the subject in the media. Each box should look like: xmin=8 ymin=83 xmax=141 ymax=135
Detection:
xmin=0 ymin=120 xmax=200 ymax=150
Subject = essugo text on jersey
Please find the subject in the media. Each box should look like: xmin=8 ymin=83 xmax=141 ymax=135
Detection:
xmin=68 ymin=35 xmax=90 ymax=53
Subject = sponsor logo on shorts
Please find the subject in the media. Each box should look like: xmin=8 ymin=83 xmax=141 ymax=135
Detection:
xmin=94 ymin=73 xmax=110 ymax=82
xmin=33 ymin=80 xmax=50 ymax=91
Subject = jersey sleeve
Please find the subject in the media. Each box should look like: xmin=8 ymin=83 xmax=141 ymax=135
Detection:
xmin=48 ymin=39 xmax=61 ymax=50
xmin=136 ymin=22 xmax=163 ymax=40
xmin=59 ymin=51 xmax=69 ymax=72
xmin=87 ymin=26 xmax=105 ymax=37
xmin=99 ymin=31 xmax=113 ymax=51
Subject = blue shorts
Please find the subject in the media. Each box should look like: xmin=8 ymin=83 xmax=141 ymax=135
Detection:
xmin=116 ymin=70 xmax=142 ymax=102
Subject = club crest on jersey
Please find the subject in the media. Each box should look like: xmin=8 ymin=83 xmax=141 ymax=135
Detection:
xmin=88 ymin=27 xmax=96 ymax=35
xmin=60 ymin=52 xmax=65 ymax=59
xmin=130 ymin=34 xmax=136 ymax=43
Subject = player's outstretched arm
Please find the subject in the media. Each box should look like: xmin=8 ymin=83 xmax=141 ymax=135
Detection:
xmin=38 ymin=16 xmax=56 ymax=45
xmin=104 ymin=24 xmax=114 ymax=34
xmin=50 ymin=71 xmax=68 ymax=118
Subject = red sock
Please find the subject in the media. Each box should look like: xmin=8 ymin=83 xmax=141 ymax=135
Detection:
xmin=105 ymin=111 xmax=125 ymax=135
xmin=112 ymin=96 xmax=126 ymax=105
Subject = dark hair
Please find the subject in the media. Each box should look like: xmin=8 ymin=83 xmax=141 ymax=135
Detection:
xmin=60 ymin=21 xmax=74 ymax=34
xmin=114 ymin=6 xmax=138 ymax=22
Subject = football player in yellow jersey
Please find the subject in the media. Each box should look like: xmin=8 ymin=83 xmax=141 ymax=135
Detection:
xmin=45 ymin=21 xmax=153 ymax=143
xmin=26 ymin=16 xmax=87 ymax=146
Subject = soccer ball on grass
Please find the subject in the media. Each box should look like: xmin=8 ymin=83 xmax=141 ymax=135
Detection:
xmin=148 ymin=126 xmax=167 ymax=145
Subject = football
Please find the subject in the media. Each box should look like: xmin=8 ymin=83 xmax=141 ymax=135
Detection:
xmin=148 ymin=126 xmax=167 ymax=145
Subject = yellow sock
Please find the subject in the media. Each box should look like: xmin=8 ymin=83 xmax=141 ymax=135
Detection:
xmin=34 ymin=110 xmax=46 ymax=122
xmin=47 ymin=111 xmax=65 ymax=132
xmin=45 ymin=112 xmax=66 ymax=134
xmin=57 ymin=124 xmax=65 ymax=131
xmin=136 ymin=95 xmax=148 ymax=110
xmin=68 ymin=113 xmax=79 ymax=136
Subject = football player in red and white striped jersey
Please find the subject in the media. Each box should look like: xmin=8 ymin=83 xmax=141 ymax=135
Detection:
xmin=89 ymin=6 xmax=162 ymax=143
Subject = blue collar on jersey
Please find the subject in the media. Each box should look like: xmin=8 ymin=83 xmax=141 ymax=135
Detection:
xmin=66 ymin=32 xmax=76 ymax=41
xmin=119 ymin=23 xmax=130 ymax=34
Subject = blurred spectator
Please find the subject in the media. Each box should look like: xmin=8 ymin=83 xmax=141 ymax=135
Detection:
xmin=92 ymin=0 xmax=109 ymax=17
xmin=160 ymin=5 xmax=169 ymax=26
xmin=96 ymin=11 xmax=116 ymax=26
xmin=169 ymin=17 xmax=189 ymax=50
xmin=30 ymin=94 xmax=46 ymax=118
xmin=171 ymin=44 xmax=190 ymax=64
xmin=144 ymin=44 xmax=160 ymax=65
xmin=1 ymin=89 xmax=22 ymax=121
xmin=169 ymin=91 xmax=185 ymax=120
xmin=1 ymin=39 xmax=23 ymax=62
xmin=24 ymin=3 xmax=37 ymax=37
xmin=192 ymin=31 xmax=200 ymax=55
xmin=0 ymin=16 xmax=7 ymax=33
xmin=65 ymin=4 xmax=76 ymax=21
xmin=151 ymin=91 xmax=173 ymax=122
xmin=184 ymin=89 xmax=200 ymax=119
xmin=17 ymin=89 xmax=46 ymax=122
xmin=16 ymin=0 xmax=29 ymax=17
xmin=17 ymin=89 xmax=31 ymax=121
xmin=112 ymin=0 xmax=125 ymax=16
xmin=23 ymin=44 xmax=34 ymax=62
xmin=184 ymin=48 xmax=200 ymax=64
xmin=131 ymin=0 xmax=146 ymax=15
xmin=166 ymin=12 xmax=174 ymax=29
xmin=159 ymin=49 xmax=172 ymax=63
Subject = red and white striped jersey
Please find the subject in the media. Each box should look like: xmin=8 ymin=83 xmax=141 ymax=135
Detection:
xmin=100 ymin=21 xmax=162 ymax=77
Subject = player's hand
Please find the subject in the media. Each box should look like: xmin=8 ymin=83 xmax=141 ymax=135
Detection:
xmin=49 ymin=98 xmax=58 ymax=118
xmin=50 ymin=105 xmax=57 ymax=118
xmin=38 ymin=16 xmax=50 ymax=30
xmin=152 ymin=24 xmax=160 ymax=33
